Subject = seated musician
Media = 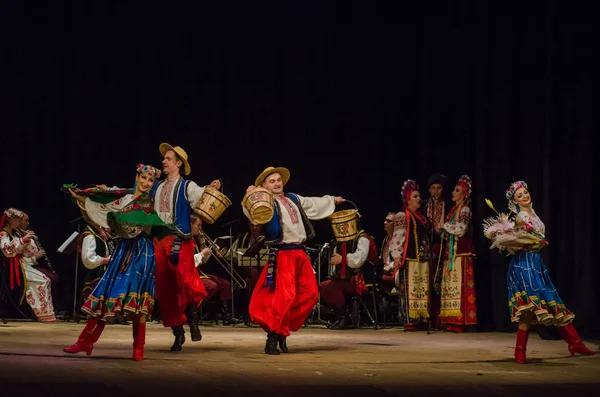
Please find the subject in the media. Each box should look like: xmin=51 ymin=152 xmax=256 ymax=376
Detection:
xmin=191 ymin=214 xmax=238 ymax=325
xmin=79 ymin=220 xmax=113 ymax=304
xmin=379 ymin=212 xmax=398 ymax=294
xmin=14 ymin=211 xmax=60 ymax=299
xmin=318 ymin=223 xmax=378 ymax=329
xmin=1 ymin=208 xmax=56 ymax=322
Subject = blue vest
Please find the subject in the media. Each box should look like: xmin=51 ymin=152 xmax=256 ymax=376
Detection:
xmin=150 ymin=177 xmax=192 ymax=235
xmin=263 ymin=193 xmax=315 ymax=246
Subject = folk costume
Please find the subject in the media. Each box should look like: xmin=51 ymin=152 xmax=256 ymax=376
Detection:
xmin=483 ymin=181 xmax=595 ymax=363
xmin=15 ymin=229 xmax=59 ymax=301
xmin=379 ymin=231 xmax=396 ymax=294
xmin=318 ymin=230 xmax=378 ymax=329
xmin=150 ymin=143 xmax=208 ymax=351
xmin=244 ymin=166 xmax=336 ymax=355
xmin=79 ymin=224 xmax=114 ymax=303
xmin=390 ymin=180 xmax=432 ymax=331
xmin=64 ymin=164 xmax=171 ymax=361
xmin=439 ymin=175 xmax=477 ymax=332
xmin=422 ymin=173 xmax=448 ymax=329
xmin=193 ymin=233 xmax=237 ymax=325
xmin=0 ymin=209 xmax=56 ymax=323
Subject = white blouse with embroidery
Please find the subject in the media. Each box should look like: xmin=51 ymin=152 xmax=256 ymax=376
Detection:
xmin=84 ymin=195 xmax=144 ymax=238
xmin=242 ymin=194 xmax=336 ymax=244
xmin=0 ymin=230 xmax=35 ymax=258
xmin=442 ymin=206 xmax=472 ymax=238
xmin=515 ymin=210 xmax=545 ymax=238
xmin=154 ymin=177 xmax=205 ymax=226
xmin=389 ymin=212 xmax=407 ymax=260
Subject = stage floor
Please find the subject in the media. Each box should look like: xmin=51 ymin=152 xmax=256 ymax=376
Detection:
xmin=1 ymin=321 xmax=599 ymax=397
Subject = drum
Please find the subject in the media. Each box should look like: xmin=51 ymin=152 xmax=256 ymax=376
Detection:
xmin=242 ymin=187 xmax=274 ymax=224
xmin=194 ymin=186 xmax=232 ymax=224
xmin=328 ymin=209 xmax=359 ymax=242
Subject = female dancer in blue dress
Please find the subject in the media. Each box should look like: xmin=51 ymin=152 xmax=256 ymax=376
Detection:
xmin=484 ymin=181 xmax=595 ymax=363
xmin=63 ymin=164 xmax=171 ymax=361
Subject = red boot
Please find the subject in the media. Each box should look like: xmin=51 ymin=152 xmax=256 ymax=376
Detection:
xmin=558 ymin=323 xmax=596 ymax=356
xmin=514 ymin=328 xmax=528 ymax=364
xmin=132 ymin=321 xmax=146 ymax=361
xmin=64 ymin=318 xmax=104 ymax=355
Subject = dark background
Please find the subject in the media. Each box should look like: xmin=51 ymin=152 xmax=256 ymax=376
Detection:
xmin=2 ymin=1 xmax=598 ymax=335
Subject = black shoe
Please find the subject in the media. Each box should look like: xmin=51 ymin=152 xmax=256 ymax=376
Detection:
xmin=189 ymin=322 xmax=202 ymax=342
xmin=333 ymin=305 xmax=350 ymax=329
xmin=170 ymin=325 xmax=185 ymax=352
xmin=265 ymin=332 xmax=280 ymax=355
xmin=220 ymin=301 xmax=240 ymax=326
xmin=278 ymin=335 xmax=288 ymax=353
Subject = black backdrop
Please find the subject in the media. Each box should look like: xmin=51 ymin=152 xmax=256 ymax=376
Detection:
xmin=2 ymin=1 xmax=598 ymax=335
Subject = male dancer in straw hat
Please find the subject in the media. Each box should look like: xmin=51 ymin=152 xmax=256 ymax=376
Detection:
xmin=244 ymin=166 xmax=345 ymax=355
xmin=151 ymin=142 xmax=221 ymax=352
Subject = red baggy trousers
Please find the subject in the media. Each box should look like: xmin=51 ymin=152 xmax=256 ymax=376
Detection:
xmin=249 ymin=249 xmax=318 ymax=337
xmin=154 ymin=236 xmax=207 ymax=327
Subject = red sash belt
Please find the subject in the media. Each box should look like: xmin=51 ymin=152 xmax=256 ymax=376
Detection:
xmin=4 ymin=256 xmax=22 ymax=290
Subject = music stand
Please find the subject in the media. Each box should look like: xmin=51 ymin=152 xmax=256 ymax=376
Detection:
xmin=57 ymin=226 xmax=81 ymax=322
xmin=305 ymin=244 xmax=330 ymax=326
xmin=229 ymin=235 xmax=266 ymax=327
xmin=242 ymin=235 xmax=265 ymax=258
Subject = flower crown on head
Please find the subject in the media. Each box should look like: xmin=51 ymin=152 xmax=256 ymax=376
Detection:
xmin=506 ymin=180 xmax=527 ymax=201
xmin=401 ymin=179 xmax=419 ymax=204
xmin=3 ymin=208 xmax=25 ymax=219
xmin=458 ymin=174 xmax=473 ymax=200
xmin=136 ymin=163 xmax=161 ymax=179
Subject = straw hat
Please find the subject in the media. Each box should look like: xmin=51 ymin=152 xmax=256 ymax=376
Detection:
xmin=159 ymin=142 xmax=191 ymax=176
xmin=254 ymin=166 xmax=290 ymax=187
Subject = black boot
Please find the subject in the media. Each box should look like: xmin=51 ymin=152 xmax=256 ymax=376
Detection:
xmin=278 ymin=334 xmax=289 ymax=353
xmin=332 ymin=305 xmax=350 ymax=329
xmin=265 ymin=332 xmax=280 ymax=355
xmin=186 ymin=304 xmax=202 ymax=341
xmin=220 ymin=301 xmax=239 ymax=326
xmin=170 ymin=325 xmax=185 ymax=352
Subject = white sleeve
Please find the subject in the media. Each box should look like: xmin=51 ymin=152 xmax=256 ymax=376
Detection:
xmin=346 ymin=237 xmax=370 ymax=269
xmin=194 ymin=252 xmax=203 ymax=268
xmin=84 ymin=195 xmax=132 ymax=229
xmin=186 ymin=181 xmax=206 ymax=208
xmin=442 ymin=206 xmax=471 ymax=237
xmin=81 ymin=235 xmax=104 ymax=270
xmin=295 ymin=194 xmax=336 ymax=220
xmin=389 ymin=212 xmax=407 ymax=259
xmin=0 ymin=231 xmax=29 ymax=258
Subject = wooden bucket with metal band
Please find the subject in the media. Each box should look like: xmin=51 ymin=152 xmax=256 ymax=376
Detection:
xmin=242 ymin=187 xmax=274 ymax=224
xmin=194 ymin=186 xmax=232 ymax=224
xmin=328 ymin=201 xmax=360 ymax=242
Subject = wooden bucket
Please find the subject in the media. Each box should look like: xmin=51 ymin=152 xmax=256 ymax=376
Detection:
xmin=328 ymin=208 xmax=359 ymax=242
xmin=242 ymin=187 xmax=274 ymax=224
xmin=194 ymin=186 xmax=232 ymax=224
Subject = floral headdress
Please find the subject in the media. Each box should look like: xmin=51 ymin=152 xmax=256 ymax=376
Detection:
xmin=401 ymin=179 xmax=419 ymax=207
xmin=0 ymin=208 xmax=25 ymax=230
xmin=136 ymin=163 xmax=162 ymax=179
xmin=506 ymin=180 xmax=528 ymax=213
xmin=457 ymin=174 xmax=473 ymax=204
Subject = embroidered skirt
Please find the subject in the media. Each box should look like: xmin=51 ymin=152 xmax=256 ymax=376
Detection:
xmin=507 ymin=251 xmax=574 ymax=326
xmin=82 ymin=235 xmax=156 ymax=320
